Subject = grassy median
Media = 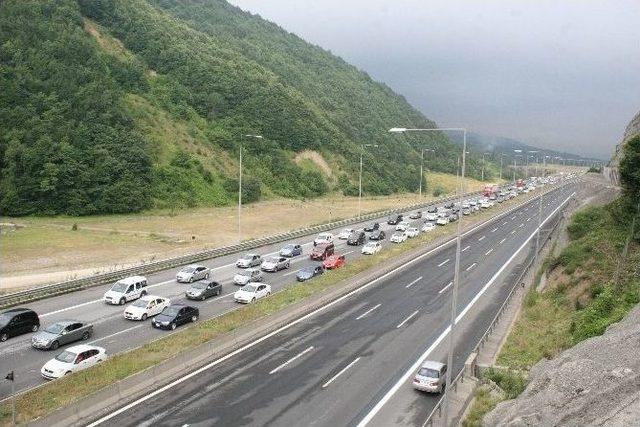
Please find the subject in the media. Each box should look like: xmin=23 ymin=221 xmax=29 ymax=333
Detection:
xmin=0 ymin=191 xmax=543 ymax=426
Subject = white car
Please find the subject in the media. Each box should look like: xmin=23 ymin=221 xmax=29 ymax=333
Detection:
xmin=41 ymin=345 xmax=106 ymax=380
xmin=480 ymin=201 xmax=491 ymax=209
xmin=395 ymin=221 xmax=410 ymax=231
xmin=437 ymin=209 xmax=449 ymax=218
xmin=424 ymin=212 xmax=438 ymax=221
xmin=314 ymin=232 xmax=334 ymax=246
xmin=260 ymin=256 xmax=290 ymax=272
xmin=404 ymin=227 xmax=420 ymax=238
xmin=176 ymin=265 xmax=210 ymax=283
xmin=124 ymin=295 xmax=170 ymax=321
xmin=338 ymin=228 xmax=354 ymax=240
xmin=422 ymin=222 xmax=436 ymax=232
xmin=234 ymin=283 xmax=271 ymax=304
xmin=390 ymin=232 xmax=407 ymax=243
xmin=362 ymin=241 xmax=382 ymax=255
xmin=436 ymin=217 xmax=449 ymax=226
xmin=103 ymin=276 xmax=148 ymax=305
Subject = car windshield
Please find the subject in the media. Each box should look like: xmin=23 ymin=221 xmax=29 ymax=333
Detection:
xmin=237 ymin=270 xmax=251 ymax=277
xmin=44 ymin=323 xmax=66 ymax=334
xmin=299 ymin=267 xmax=314 ymax=274
xmin=192 ymin=282 xmax=208 ymax=289
xmin=161 ymin=306 xmax=181 ymax=317
xmin=393 ymin=233 xmax=403 ymax=237
xmin=365 ymin=243 xmax=375 ymax=247
xmin=132 ymin=299 xmax=148 ymax=308
xmin=181 ymin=267 xmax=196 ymax=273
xmin=55 ymin=350 xmax=78 ymax=364
xmin=418 ymin=367 xmax=440 ymax=378
xmin=283 ymin=244 xmax=294 ymax=250
xmin=268 ymin=257 xmax=280 ymax=263
xmin=241 ymin=284 xmax=257 ymax=293
xmin=0 ymin=314 xmax=10 ymax=327
xmin=241 ymin=254 xmax=254 ymax=260
xmin=111 ymin=282 xmax=128 ymax=292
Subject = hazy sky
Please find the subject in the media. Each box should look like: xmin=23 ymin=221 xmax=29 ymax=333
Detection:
xmin=228 ymin=0 xmax=640 ymax=159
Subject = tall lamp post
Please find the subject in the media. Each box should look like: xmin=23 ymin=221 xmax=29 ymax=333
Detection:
xmin=238 ymin=134 xmax=263 ymax=243
xmin=390 ymin=126 xmax=466 ymax=427
xmin=499 ymin=152 xmax=505 ymax=181
xmin=358 ymin=144 xmax=379 ymax=218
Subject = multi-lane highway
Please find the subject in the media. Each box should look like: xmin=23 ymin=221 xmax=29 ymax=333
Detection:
xmin=78 ymin=182 xmax=577 ymax=427
xmin=0 ymin=186 xmax=522 ymax=398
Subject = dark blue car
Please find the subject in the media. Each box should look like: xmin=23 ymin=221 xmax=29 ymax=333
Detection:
xmin=296 ymin=265 xmax=325 ymax=282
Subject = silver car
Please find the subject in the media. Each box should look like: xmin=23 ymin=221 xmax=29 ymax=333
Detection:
xmin=261 ymin=256 xmax=290 ymax=272
xmin=31 ymin=320 xmax=93 ymax=350
xmin=176 ymin=264 xmax=210 ymax=283
xmin=413 ymin=360 xmax=447 ymax=393
xmin=236 ymin=253 xmax=262 ymax=268
xmin=233 ymin=268 xmax=264 ymax=285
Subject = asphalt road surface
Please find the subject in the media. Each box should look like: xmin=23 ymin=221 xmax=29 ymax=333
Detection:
xmin=81 ymin=183 xmax=577 ymax=427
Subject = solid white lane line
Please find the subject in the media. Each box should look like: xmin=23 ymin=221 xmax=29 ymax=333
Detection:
xmin=478 ymin=235 xmax=486 ymax=241
xmin=41 ymin=298 xmax=104 ymax=318
xmin=322 ymin=357 xmax=361 ymax=388
xmin=485 ymin=248 xmax=494 ymax=256
xmin=88 ymin=324 xmax=144 ymax=345
xmin=438 ymin=281 xmax=453 ymax=294
xmin=437 ymin=258 xmax=450 ymax=267
xmin=356 ymin=190 xmax=576 ymax=427
xmin=499 ymin=238 xmax=506 ymax=245
xmin=269 ymin=346 xmax=314 ymax=375
xmin=465 ymin=262 xmax=477 ymax=272
xmin=397 ymin=311 xmax=419 ymax=329
xmin=405 ymin=277 xmax=423 ymax=289
xmin=356 ymin=304 xmax=382 ymax=320
xmin=86 ymin=187 xmax=574 ymax=427
xmin=491 ymin=228 xmax=497 ymax=233
xmin=461 ymin=245 xmax=470 ymax=252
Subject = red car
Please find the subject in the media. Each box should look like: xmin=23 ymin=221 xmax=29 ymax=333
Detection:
xmin=323 ymin=254 xmax=346 ymax=270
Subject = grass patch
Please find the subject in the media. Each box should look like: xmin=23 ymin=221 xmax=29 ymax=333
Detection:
xmin=0 ymin=190 xmax=542 ymax=425
xmin=462 ymin=386 xmax=502 ymax=427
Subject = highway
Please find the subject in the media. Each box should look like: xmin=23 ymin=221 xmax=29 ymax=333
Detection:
xmin=82 ymin=182 xmax=577 ymax=427
xmin=0 ymin=186 xmax=518 ymax=398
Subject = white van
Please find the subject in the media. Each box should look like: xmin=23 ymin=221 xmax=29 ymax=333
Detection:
xmin=103 ymin=276 xmax=148 ymax=305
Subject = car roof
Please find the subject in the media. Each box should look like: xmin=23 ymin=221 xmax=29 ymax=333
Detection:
xmin=1 ymin=307 xmax=34 ymax=314
xmin=185 ymin=264 xmax=204 ymax=268
xmin=138 ymin=294 xmax=163 ymax=301
xmin=116 ymin=275 xmax=146 ymax=284
xmin=420 ymin=360 xmax=445 ymax=370
xmin=51 ymin=320 xmax=80 ymax=326
xmin=66 ymin=344 xmax=104 ymax=353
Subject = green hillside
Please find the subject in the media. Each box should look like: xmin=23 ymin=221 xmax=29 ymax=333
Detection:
xmin=0 ymin=0 xmax=491 ymax=216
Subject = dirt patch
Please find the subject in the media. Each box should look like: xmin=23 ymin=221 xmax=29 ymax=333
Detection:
xmin=294 ymin=150 xmax=333 ymax=177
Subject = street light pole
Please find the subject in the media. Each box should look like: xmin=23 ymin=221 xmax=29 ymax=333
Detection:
xmin=534 ymin=155 xmax=547 ymax=264
xmin=499 ymin=153 xmax=504 ymax=181
xmin=481 ymin=152 xmax=486 ymax=181
xmin=419 ymin=148 xmax=435 ymax=198
xmin=238 ymin=134 xmax=263 ymax=243
xmin=389 ymin=126 xmax=467 ymax=427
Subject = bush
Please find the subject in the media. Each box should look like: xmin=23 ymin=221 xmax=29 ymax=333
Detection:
xmin=432 ymin=186 xmax=446 ymax=197
xmin=483 ymin=368 xmax=527 ymax=399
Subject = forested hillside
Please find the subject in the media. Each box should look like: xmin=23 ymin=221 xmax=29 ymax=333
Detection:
xmin=0 ymin=0 xmax=490 ymax=216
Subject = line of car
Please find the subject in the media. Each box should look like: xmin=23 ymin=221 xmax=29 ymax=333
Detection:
xmin=1 ymin=178 xmax=550 ymax=385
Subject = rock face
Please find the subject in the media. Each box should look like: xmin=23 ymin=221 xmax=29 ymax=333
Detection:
xmin=484 ymin=304 xmax=640 ymax=426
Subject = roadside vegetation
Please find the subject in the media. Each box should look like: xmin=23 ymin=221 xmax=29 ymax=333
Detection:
xmin=463 ymin=136 xmax=640 ymax=426
xmin=0 ymin=190 xmax=540 ymax=425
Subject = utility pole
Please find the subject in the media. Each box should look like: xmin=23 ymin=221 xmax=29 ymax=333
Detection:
xmin=358 ymin=144 xmax=378 ymax=218
xmin=499 ymin=152 xmax=504 ymax=180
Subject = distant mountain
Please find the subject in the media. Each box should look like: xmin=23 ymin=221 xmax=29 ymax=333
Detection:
xmin=466 ymin=133 xmax=601 ymax=166
xmin=2 ymin=0 xmax=491 ymax=216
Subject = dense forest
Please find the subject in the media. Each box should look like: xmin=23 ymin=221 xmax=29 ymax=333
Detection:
xmin=0 ymin=0 xmax=499 ymax=216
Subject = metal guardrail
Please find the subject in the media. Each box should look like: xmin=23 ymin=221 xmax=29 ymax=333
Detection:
xmin=0 ymin=192 xmax=477 ymax=309
xmin=421 ymin=191 xmax=570 ymax=427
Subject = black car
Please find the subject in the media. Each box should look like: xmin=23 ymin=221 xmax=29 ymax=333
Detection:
xmin=444 ymin=202 xmax=455 ymax=209
xmin=369 ymin=230 xmax=386 ymax=240
xmin=364 ymin=222 xmax=380 ymax=232
xmin=152 ymin=304 xmax=199 ymax=330
xmin=185 ymin=280 xmax=222 ymax=301
xmin=0 ymin=308 xmax=40 ymax=342
xmin=427 ymin=206 xmax=438 ymax=213
xmin=387 ymin=214 xmax=403 ymax=225
xmin=347 ymin=231 xmax=366 ymax=246
xmin=296 ymin=265 xmax=325 ymax=282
